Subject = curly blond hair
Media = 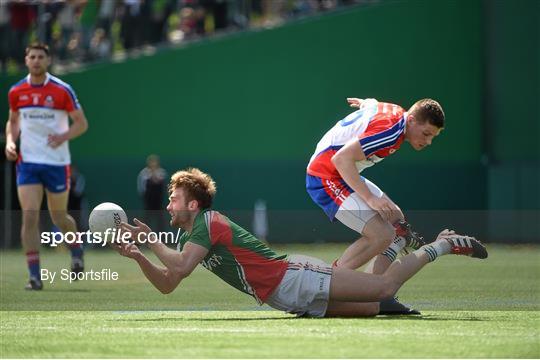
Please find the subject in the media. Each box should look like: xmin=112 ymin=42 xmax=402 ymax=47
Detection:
xmin=169 ymin=168 xmax=217 ymax=209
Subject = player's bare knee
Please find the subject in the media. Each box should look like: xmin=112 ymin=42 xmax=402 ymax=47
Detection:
xmin=366 ymin=302 xmax=380 ymax=316
xmin=378 ymin=277 xmax=399 ymax=300
xmin=50 ymin=212 xmax=70 ymax=229
xmin=379 ymin=225 xmax=395 ymax=247
xmin=388 ymin=213 xmax=404 ymax=226
xmin=22 ymin=211 xmax=40 ymax=229
xmin=364 ymin=221 xmax=395 ymax=247
xmin=379 ymin=287 xmax=395 ymax=301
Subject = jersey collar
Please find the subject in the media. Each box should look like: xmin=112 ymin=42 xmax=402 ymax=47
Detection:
xmin=26 ymin=72 xmax=51 ymax=87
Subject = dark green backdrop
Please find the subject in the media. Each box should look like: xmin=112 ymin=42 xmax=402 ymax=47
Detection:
xmin=2 ymin=0 xmax=538 ymax=242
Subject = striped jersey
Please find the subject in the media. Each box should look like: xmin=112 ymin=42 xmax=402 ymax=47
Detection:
xmin=8 ymin=72 xmax=81 ymax=165
xmin=178 ymin=209 xmax=288 ymax=304
xmin=307 ymin=99 xmax=406 ymax=179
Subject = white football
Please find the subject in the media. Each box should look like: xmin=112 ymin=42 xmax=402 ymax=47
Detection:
xmin=89 ymin=202 xmax=127 ymax=237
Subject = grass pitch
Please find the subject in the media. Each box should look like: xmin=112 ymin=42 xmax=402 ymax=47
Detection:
xmin=1 ymin=244 xmax=539 ymax=358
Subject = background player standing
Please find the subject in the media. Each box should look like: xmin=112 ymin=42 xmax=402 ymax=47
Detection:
xmin=137 ymin=154 xmax=167 ymax=232
xmin=4 ymin=43 xmax=89 ymax=290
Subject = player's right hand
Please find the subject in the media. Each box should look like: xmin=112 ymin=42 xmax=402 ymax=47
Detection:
xmin=366 ymin=196 xmax=401 ymax=223
xmin=5 ymin=142 xmax=17 ymax=161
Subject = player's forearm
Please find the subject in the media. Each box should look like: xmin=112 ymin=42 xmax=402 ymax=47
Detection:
xmin=135 ymin=253 xmax=180 ymax=294
xmin=65 ymin=119 xmax=88 ymax=141
xmin=5 ymin=120 xmax=20 ymax=143
xmin=333 ymin=158 xmax=374 ymax=202
xmin=148 ymin=241 xmax=183 ymax=271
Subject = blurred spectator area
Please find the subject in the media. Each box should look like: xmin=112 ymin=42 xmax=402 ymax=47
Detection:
xmin=0 ymin=0 xmax=370 ymax=75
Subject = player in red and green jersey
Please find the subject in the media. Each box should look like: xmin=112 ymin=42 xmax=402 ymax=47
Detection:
xmin=115 ymin=168 xmax=487 ymax=317
xmin=179 ymin=209 xmax=289 ymax=304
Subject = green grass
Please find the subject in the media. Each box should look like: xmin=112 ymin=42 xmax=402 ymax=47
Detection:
xmin=1 ymin=244 xmax=539 ymax=358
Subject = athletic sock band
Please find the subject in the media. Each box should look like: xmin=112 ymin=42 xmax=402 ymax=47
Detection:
xmin=381 ymin=237 xmax=406 ymax=262
xmin=26 ymin=250 xmax=40 ymax=279
xmin=421 ymin=240 xmax=452 ymax=262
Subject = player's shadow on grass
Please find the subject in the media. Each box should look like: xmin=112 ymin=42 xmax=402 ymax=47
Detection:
xmin=44 ymin=289 xmax=92 ymax=293
xmin=116 ymin=316 xmax=293 ymax=322
xmin=375 ymin=315 xmax=485 ymax=321
xmin=111 ymin=315 xmax=485 ymax=322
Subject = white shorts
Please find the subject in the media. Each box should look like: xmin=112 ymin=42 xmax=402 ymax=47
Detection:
xmin=265 ymin=255 xmax=332 ymax=318
xmin=335 ymin=178 xmax=385 ymax=234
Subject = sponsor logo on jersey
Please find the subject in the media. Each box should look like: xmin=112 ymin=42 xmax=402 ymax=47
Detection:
xmin=44 ymin=95 xmax=54 ymax=108
xmin=20 ymin=94 xmax=29 ymax=101
xmin=319 ymin=277 xmax=325 ymax=291
xmin=201 ymin=254 xmax=223 ymax=271
xmin=22 ymin=109 xmax=55 ymax=120
xmin=325 ymin=179 xmax=346 ymax=202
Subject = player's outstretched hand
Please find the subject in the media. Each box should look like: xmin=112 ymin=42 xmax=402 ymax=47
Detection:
xmin=347 ymin=98 xmax=363 ymax=108
xmin=5 ymin=141 xmax=17 ymax=161
xmin=113 ymin=241 xmax=143 ymax=260
xmin=121 ymin=218 xmax=152 ymax=244
xmin=436 ymin=228 xmax=456 ymax=240
xmin=436 ymin=229 xmax=478 ymax=243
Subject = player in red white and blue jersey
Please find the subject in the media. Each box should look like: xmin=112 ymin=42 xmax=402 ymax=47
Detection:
xmin=4 ymin=43 xmax=89 ymax=290
xmin=115 ymin=167 xmax=487 ymax=318
xmin=306 ymin=97 xmax=445 ymax=313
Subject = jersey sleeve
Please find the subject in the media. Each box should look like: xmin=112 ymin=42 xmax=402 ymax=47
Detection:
xmin=187 ymin=211 xmax=233 ymax=250
xmin=8 ymin=88 xmax=18 ymax=112
xmin=187 ymin=218 xmax=213 ymax=250
xmin=62 ymin=85 xmax=81 ymax=112
xmin=358 ymin=107 xmax=404 ymax=157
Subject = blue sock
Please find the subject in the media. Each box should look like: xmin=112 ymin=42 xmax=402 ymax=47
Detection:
xmin=26 ymin=251 xmax=40 ymax=279
xmin=69 ymin=243 xmax=84 ymax=261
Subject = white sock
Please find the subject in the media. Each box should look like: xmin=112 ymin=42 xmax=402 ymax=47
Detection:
xmin=420 ymin=239 xmax=452 ymax=262
xmin=381 ymin=237 xmax=406 ymax=262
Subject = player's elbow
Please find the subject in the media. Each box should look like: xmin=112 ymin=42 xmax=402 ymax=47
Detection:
xmin=80 ymin=119 xmax=89 ymax=133
xmin=160 ymin=266 xmax=192 ymax=294
xmin=331 ymin=152 xmax=350 ymax=171
xmin=159 ymin=286 xmax=173 ymax=294
xmin=331 ymin=152 xmax=343 ymax=166
xmin=174 ymin=264 xmax=195 ymax=279
xmin=159 ymin=277 xmax=180 ymax=295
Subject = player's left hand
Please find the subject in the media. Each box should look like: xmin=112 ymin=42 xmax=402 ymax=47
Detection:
xmin=347 ymin=98 xmax=363 ymax=108
xmin=47 ymin=133 xmax=68 ymax=148
xmin=436 ymin=228 xmax=456 ymax=240
xmin=113 ymin=241 xmax=143 ymax=260
xmin=5 ymin=141 xmax=18 ymax=161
